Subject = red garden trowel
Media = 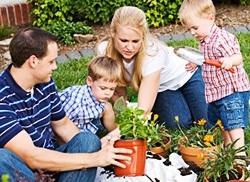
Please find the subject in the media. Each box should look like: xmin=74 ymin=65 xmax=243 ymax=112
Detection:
xmin=174 ymin=46 xmax=235 ymax=73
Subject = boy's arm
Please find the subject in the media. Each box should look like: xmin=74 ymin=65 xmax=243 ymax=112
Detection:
xmin=102 ymin=102 xmax=117 ymax=132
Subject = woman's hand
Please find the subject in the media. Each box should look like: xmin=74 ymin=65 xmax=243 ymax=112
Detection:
xmin=185 ymin=62 xmax=198 ymax=72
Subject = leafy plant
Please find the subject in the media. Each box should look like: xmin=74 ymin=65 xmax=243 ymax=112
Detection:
xmin=28 ymin=0 xmax=75 ymax=28
xmin=137 ymin=0 xmax=183 ymax=27
xmin=73 ymin=0 xmax=126 ymax=24
xmin=45 ymin=21 xmax=93 ymax=45
xmin=0 ymin=24 xmax=17 ymax=40
xmin=1 ymin=174 xmax=9 ymax=182
xmin=198 ymin=139 xmax=250 ymax=182
xmin=113 ymin=97 xmax=171 ymax=150
xmin=175 ymin=117 xmax=223 ymax=148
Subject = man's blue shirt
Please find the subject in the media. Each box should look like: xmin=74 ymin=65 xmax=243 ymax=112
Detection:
xmin=0 ymin=65 xmax=65 ymax=148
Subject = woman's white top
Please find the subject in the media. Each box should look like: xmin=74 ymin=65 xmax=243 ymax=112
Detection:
xmin=96 ymin=41 xmax=196 ymax=92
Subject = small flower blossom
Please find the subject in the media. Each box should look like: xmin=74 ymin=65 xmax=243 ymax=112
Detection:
xmin=217 ymin=119 xmax=224 ymax=130
xmin=197 ymin=153 xmax=204 ymax=159
xmin=154 ymin=114 xmax=159 ymax=120
xmin=198 ymin=118 xmax=206 ymax=126
xmin=204 ymin=135 xmax=214 ymax=143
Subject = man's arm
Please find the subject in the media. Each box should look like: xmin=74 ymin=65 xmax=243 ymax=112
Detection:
xmin=4 ymin=116 xmax=132 ymax=171
xmin=51 ymin=115 xmax=80 ymax=144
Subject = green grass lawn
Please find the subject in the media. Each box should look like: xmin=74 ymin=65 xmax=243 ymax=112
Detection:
xmin=53 ymin=32 xmax=250 ymax=155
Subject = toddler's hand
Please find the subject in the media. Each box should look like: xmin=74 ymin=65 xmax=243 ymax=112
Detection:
xmin=219 ymin=57 xmax=233 ymax=70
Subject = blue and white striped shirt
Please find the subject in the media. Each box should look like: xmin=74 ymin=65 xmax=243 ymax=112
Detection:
xmin=59 ymin=85 xmax=105 ymax=133
xmin=0 ymin=65 xmax=65 ymax=149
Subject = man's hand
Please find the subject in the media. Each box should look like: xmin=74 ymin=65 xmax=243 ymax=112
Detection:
xmin=96 ymin=137 xmax=132 ymax=168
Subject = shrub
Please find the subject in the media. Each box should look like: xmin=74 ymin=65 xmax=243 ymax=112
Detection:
xmin=73 ymin=0 xmax=126 ymax=25
xmin=44 ymin=21 xmax=93 ymax=45
xmin=28 ymin=0 xmax=75 ymax=28
xmin=0 ymin=25 xmax=16 ymax=40
xmin=135 ymin=0 xmax=183 ymax=27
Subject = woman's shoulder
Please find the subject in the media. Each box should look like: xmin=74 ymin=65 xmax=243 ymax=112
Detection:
xmin=96 ymin=41 xmax=108 ymax=56
xmin=146 ymin=40 xmax=169 ymax=57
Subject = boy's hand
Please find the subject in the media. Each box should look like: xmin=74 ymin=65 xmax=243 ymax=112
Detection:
xmin=219 ymin=57 xmax=233 ymax=70
xmin=185 ymin=62 xmax=198 ymax=72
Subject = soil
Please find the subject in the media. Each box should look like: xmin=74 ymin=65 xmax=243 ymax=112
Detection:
xmin=0 ymin=4 xmax=250 ymax=72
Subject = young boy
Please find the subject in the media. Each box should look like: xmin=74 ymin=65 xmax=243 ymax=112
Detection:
xmin=59 ymin=56 xmax=121 ymax=134
xmin=179 ymin=0 xmax=250 ymax=166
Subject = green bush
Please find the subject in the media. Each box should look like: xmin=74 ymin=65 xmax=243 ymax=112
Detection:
xmin=135 ymin=0 xmax=183 ymax=27
xmin=28 ymin=0 xmax=75 ymax=28
xmin=44 ymin=21 xmax=93 ymax=45
xmin=0 ymin=24 xmax=16 ymax=40
xmin=73 ymin=0 xmax=126 ymax=25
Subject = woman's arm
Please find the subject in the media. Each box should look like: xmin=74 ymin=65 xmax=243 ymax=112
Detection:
xmin=137 ymin=70 xmax=161 ymax=116
xmin=111 ymin=86 xmax=127 ymax=103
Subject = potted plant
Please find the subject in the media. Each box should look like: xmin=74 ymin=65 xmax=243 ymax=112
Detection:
xmin=198 ymin=139 xmax=250 ymax=182
xmin=175 ymin=116 xmax=223 ymax=166
xmin=113 ymin=97 xmax=171 ymax=176
xmin=147 ymin=117 xmax=172 ymax=158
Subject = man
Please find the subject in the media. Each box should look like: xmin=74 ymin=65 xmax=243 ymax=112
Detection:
xmin=0 ymin=27 xmax=131 ymax=182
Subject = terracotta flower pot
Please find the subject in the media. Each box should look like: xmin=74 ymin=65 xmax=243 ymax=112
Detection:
xmin=178 ymin=137 xmax=220 ymax=166
xmin=114 ymin=139 xmax=147 ymax=177
xmin=203 ymin=167 xmax=245 ymax=182
xmin=150 ymin=137 xmax=171 ymax=158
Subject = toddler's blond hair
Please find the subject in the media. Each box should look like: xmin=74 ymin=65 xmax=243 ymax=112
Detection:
xmin=179 ymin=0 xmax=216 ymax=25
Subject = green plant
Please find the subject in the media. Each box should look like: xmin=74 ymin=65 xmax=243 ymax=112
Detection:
xmin=73 ymin=0 xmax=126 ymax=25
xmin=0 ymin=24 xmax=17 ymax=40
xmin=137 ymin=0 xmax=183 ymax=27
xmin=198 ymin=139 xmax=250 ymax=182
xmin=45 ymin=21 xmax=93 ymax=45
xmin=1 ymin=174 xmax=9 ymax=182
xmin=175 ymin=117 xmax=223 ymax=148
xmin=113 ymin=96 xmax=171 ymax=150
xmin=28 ymin=0 xmax=75 ymax=28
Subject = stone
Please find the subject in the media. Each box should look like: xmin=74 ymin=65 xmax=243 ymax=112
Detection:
xmin=73 ymin=34 xmax=98 ymax=43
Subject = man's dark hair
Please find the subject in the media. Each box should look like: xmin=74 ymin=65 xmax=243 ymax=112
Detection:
xmin=9 ymin=27 xmax=58 ymax=67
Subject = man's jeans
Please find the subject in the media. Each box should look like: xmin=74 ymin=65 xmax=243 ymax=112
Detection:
xmin=153 ymin=66 xmax=208 ymax=129
xmin=0 ymin=132 xmax=101 ymax=182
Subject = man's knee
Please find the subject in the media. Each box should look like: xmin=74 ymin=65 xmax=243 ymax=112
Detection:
xmin=0 ymin=149 xmax=14 ymax=165
xmin=69 ymin=132 xmax=101 ymax=153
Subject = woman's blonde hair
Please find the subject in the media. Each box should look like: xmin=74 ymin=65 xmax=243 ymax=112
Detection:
xmin=95 ymin=6 xmax=157 ymax=92
xmin=179 ymin=0 xmax=216 ymax=25
xmin=88 ymin=56 xmax=122 ymax=85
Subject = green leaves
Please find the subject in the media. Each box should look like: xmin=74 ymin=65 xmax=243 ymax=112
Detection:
xmin=114 ymin=97 xmax=170 ymax=149
xmin=198 ymin=139 xmax=249 ymax=182
xmin=44 ymin=21 xmax=93 ymax=45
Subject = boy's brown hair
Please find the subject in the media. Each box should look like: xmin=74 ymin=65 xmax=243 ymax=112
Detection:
xmin=179 ymin=0 xmax=216 ymax=25
xmin=88 ymin=56 xmax=122 ymax=85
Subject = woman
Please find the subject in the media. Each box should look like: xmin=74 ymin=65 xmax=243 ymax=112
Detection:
xmin=95 ymin=6 xmax=208 ymax=129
